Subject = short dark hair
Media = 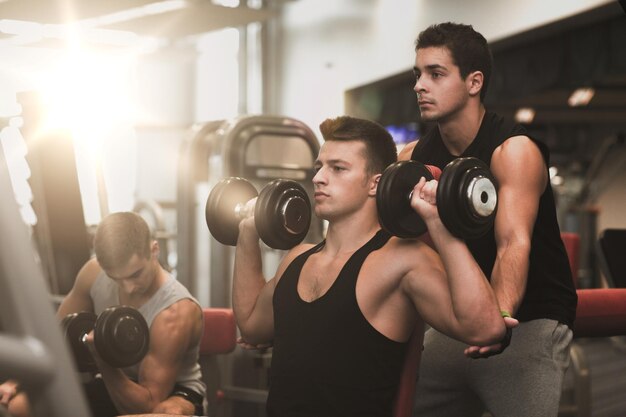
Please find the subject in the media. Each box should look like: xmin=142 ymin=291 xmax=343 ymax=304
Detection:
xmin=94 ymin=212 xmax=152 ymax=270
xmin=415 ymin=22 xmax=492 ymax=100
xmin=319 ymin=116 xmax=397 ymax=175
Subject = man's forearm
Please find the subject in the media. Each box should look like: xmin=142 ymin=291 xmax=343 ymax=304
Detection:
xmin=427 ymin=219 xmax=504 ymax=343
xmin=98 ymin=367 xmax=158 ymax=414
xmin=490 ymin=246 xmax=529 ymax=315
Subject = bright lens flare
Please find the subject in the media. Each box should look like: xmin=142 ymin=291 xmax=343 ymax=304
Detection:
xmin=35 ymin=48 xmax=138 ymax=224
xmin=39 ymin=49 xmax=136 ymax=156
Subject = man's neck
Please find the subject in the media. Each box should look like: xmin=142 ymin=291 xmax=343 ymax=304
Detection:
xmin=438 ymin=104 xmax=486 ymax=156
xmin=323 ymin=209 xmax=380 ymax=257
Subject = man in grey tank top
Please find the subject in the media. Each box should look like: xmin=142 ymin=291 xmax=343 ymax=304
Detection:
xmin=3 ymin=212 xmax=205 ymax=417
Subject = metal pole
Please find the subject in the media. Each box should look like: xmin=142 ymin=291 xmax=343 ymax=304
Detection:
xmin=0 ymin=143 xmax=91 ymax=417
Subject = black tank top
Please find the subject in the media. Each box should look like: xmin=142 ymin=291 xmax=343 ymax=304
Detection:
xmin=267 ymin=230 xmax=408 ymax=417
xmin=411 ymin=112 xmax=577 ymax=327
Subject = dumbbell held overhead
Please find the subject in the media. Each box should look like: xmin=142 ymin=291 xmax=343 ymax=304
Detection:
xmin=62 ymin=306 xmax=150 ymax=373
xmin=206 ymin=177 xmax=312 ymax=250
xmin=376 ymin=157 xmax=498 ymax=240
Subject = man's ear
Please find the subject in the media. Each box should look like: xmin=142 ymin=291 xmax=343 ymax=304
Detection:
xmin=369 ymin=173 xmax=381 ymax=197
xmin=150 ymin=240 xmax=159 ymax=257
xmin=467 ymin=71 xmax=484 ymax=97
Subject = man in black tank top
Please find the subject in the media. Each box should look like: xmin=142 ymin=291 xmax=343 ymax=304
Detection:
xmin=233 ymin=116 xmax=511 ymax=417
xmin=402 ymin=23 xmax=577 ymax=417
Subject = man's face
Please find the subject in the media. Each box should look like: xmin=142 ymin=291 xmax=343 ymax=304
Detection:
xmin=312 ymin=140 xmax=375 ymax=221
xmin=105 ymin=245 xmax=157 ymax=297
xmin=413 ymin=46 xmax=470 ymax=122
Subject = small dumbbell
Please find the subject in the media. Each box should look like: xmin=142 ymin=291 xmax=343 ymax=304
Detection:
xmin=62 ymin=306 xmax=150 ymax=372
xmin=205 ymin=177 xmax=311 ymax=250
xmin=376 ymin=157 xmax=497 ymax=239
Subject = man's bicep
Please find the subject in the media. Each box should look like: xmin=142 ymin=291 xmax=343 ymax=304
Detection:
xmin=138 ymin=303 xmax=200 ymax=400
xmin=240 ymin=278 xmax=276 ymax=344
xmin=491 ymin=138 xmax=546 ymax=246
xmin=239 ymin=245 xmax=311 ymax=344
xmin=401 ymin=246 xmax=458 ymax=335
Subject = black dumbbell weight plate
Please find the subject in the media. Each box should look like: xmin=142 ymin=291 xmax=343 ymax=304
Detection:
xmin=437 ymin=157 xmax=497 ymax=239
xmin=206 ymin=177 xmax=258 ymax=246
xmin=376 ymin=161 xmax=434 ymax=238
xmin=63 ymin=312 xmax=98 ymax=373
xmin=255 ymin=179 xmax=311 ymax=250
xmin=94 ymin=306 xmax=150 ymax=368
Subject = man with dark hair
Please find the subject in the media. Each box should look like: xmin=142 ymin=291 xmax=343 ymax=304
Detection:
xmin=318 ymin=115 xmax=398 ymax=175
xmin=234 ymin=115 xmax=509 ymax=416
xmin=2 ymin=212 xmax=206 ymax=417
xmin=400 ymin=22 xmax=578 ymax=417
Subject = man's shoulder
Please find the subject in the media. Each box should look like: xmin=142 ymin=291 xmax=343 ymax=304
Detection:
xmin=390 ymin=235 xmax=434 ymax=254
xmin=398 ymin=141 xmax=418 ymax=160
xmin=373 ymin=236 xmax=433 ymax=273
xmin=76 ymin=258 xmax=103 ymax=288
xmin=156 ymin=297 xmax=202 ymax=324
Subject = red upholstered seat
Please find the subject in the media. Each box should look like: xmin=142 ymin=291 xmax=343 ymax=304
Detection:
xmin=199 ymin=308 xmax=237 ymax=416
xmin=574 ymin=288 xmax=626 ymax=338
xmin=200 ymin=308 xmax=237 ymax=355
xmin=564 ymin=287 xmax=626 ymax=416
xmin=557 ymin=232 xmax=626 ymax=337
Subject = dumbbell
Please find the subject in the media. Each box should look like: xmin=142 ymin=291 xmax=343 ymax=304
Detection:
xmin=205 ymin=177 xmax=311 ymax=250
xmin=62 ymin=306 xmax=150 ymax=372
xmin=376 ymin=157 xmax=497 ymax=240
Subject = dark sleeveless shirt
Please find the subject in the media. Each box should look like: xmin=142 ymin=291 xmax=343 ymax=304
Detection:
xmin=411 ymin=112 xmax=577 ymax=328
xmin=267 ymin=230 xmax=408 ymax=417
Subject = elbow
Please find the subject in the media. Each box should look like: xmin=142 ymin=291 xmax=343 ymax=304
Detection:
xmin=239 ymin=327 xmax=260 ymax=345
xmin=236 ymin=319 xmax=256 ymax=344
xmin=233 ymin=311 xmax=255 ymax=342
xmin=238 ymin=323 xmax=272 ymax=346
xmin=464 ymin=319 xmax=506 ymax=347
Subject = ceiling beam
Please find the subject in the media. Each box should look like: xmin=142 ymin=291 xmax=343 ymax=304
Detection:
xmin=0 ymin=0 xmax=157 ymax=24
xmin=103 ymin=3 xmax=275 ymax=38
xmin=0 ymin=1 xmax=276 ymax=38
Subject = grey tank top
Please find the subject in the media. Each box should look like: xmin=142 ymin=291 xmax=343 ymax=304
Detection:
xmin=90 ymin=271 xmax=206 ymax=397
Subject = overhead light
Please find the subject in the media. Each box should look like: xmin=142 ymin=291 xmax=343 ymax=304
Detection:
xmin=549 ymin=166 xmax=558 ymax=179
xmin=212 ymin=0 xmax=240 ymax=7
xmin=568 ymin=87 xmax=595 ymax=107
xmin=515 ymin=107 xmax=535 ymax=124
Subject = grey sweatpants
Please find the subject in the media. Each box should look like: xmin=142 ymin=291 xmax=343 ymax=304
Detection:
xmin=413 ymin=319 xmax=572 ymax=417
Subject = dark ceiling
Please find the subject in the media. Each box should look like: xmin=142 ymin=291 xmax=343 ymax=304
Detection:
xmin=486 ymin=1 xmax=626 ymax=167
